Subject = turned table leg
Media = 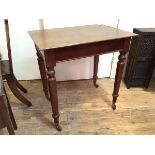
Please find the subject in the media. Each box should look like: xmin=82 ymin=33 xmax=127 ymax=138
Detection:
xmin=47 ymin=68 xmax=62 ymax=131
xmin=93 ymin=55 xmax=99 ymax=88
xmin=36 ymin=50 xmax=49 ymax=100
xmin=112 ymin=51 xmax=126 ymax=110
xmin=44 ymin=52 xmax=62 ymax=131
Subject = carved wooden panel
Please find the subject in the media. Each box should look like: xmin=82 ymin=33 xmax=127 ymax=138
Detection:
xmin=138 ymin=35 xmax=155 ymax=58
xmin=124 ymin=28 xmax=155 ymax=88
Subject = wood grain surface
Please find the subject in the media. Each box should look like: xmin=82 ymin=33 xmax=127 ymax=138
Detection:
xmin=1 ymin=78 xmax=155 ymax=135
xmin=28 ymin=25 xmax=137 ymax=50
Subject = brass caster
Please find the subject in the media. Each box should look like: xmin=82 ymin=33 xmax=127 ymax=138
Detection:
xmin=55 ymin=123 xmax=62 ymax=131
xmin=112 ymin=103 xmax=116 ymax=110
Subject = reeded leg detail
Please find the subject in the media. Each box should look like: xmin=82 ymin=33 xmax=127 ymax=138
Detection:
xmin=112 ymin=51 xmax=126 ymax=110
xmin=93 ymin=55 xmax=99 ymax=88
xmin=47 ymin=68 xmax=62 ymax=131
xmin=36 ymin=51 xmax=50 ymax=100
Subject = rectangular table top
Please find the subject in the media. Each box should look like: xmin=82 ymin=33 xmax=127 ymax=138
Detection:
xmin=28 ymin=24 xmax=137 ymax=50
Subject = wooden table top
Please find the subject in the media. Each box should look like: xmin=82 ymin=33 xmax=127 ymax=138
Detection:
xmin=28 ymin=24 xmax=137 ymax=50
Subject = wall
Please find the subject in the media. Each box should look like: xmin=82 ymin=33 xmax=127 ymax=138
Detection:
xmin=0 ymin=0 xmax=155 ymax=81
xmin=0 ymin=19 xmax=40 ymax=80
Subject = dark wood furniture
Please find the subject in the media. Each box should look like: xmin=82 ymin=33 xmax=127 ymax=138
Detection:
xmin=2 ymin=19 xmax=32 ymax=107
xmin=0 ymin=53 xmax=17 ymax=135
xmin=125 ymin=28 xmax=155 ymax=88
xmin=28 ymin=25 xmax=136 ymax=131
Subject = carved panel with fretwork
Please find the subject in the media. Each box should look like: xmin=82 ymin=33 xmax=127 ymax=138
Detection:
xmin=124 ymin=28 xmax=155 ymax=88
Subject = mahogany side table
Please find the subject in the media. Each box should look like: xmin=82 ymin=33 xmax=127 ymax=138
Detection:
xmin=28 ymin=25 xmax=137 ymax=131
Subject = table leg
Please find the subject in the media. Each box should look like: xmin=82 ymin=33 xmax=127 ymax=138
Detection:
xmin=46 ymin=67 xmax=62 ymax=131
xmin=36 ymin=51 xmax=49 ymax=100
xmin=93 ymin=55 xmax=99 ymax=88
xmin=112 ymin=51 xmax=126 ymax=110
xmin=43 ymin=51 xmax=62 ymax=131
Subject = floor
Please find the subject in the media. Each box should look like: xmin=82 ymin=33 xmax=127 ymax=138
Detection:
xmin=1 ymin=78 xmax=155 ymax=135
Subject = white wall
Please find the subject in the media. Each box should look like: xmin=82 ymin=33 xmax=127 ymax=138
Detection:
xmin=0 ymin=19 xmax=115 ymax=81
xmin=0 ymin=0 xmax=155 ymax=81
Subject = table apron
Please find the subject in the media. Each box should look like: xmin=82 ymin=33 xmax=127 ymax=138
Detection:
xmin=54 ymin=39 xmax=124 ymax=62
